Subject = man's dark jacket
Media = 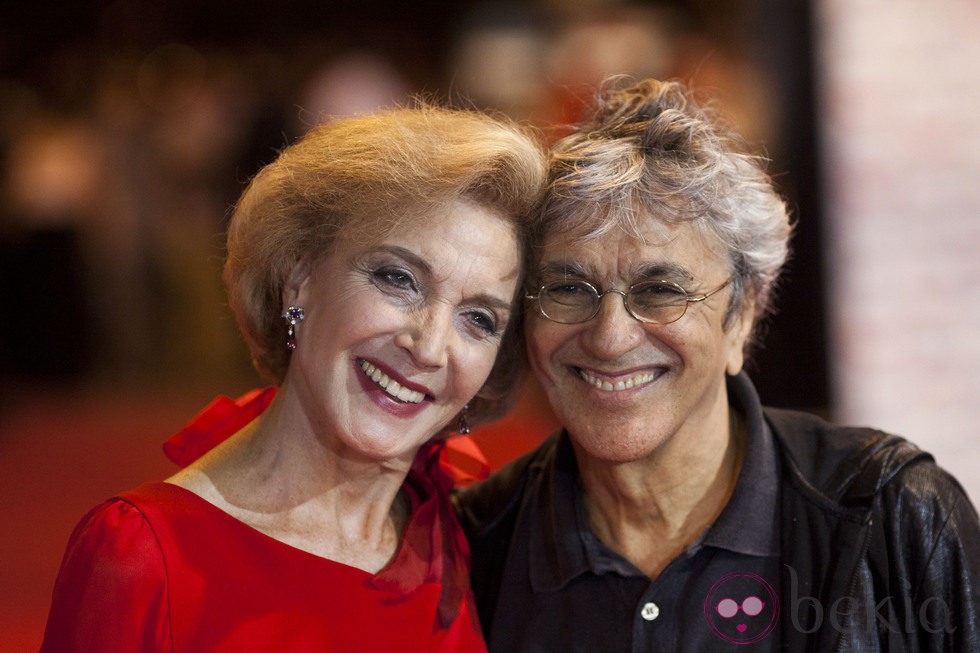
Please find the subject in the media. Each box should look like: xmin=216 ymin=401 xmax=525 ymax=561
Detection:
xmin=455 ymin=393 xmax=979 ymax=651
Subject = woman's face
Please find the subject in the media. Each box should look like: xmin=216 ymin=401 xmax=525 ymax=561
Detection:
xmin=282 ymin=199 xmax=521 ymax=463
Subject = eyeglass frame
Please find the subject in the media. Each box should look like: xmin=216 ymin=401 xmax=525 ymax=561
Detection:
xmin=525 ymin=274 xmax=737 ymax=325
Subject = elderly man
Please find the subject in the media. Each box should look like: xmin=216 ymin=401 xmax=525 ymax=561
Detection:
xmin=454 ymin=78 xmax=979 ymax=651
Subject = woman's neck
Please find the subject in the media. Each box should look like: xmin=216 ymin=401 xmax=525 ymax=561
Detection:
xmin=166 ymin=395 xmax=416 ymax=572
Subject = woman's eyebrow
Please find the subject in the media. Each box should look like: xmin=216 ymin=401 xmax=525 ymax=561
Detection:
xmin=375 ymin=245 xmax=431 ymax=275
xmin=379 ymin=244 xmax=512 ymax=311
xmin=472 ymin=293 xmax=514 ymax=313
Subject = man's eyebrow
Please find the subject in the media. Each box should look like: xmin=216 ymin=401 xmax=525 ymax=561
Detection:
xmin=536 ymin=260 xmax=695 ymax=284
xmin=536 ymin=261 xmax=598 ymax=280
xmin=631 ymin=262 xmax=694 ymax=283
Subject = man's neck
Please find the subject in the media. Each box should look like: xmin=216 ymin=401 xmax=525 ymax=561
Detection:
xmin=576 ymin=410 xmax=745 ymax=579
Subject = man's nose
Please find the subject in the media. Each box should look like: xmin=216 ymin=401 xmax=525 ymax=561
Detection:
xmin=580 ymin=291 xmax=645 ymax=359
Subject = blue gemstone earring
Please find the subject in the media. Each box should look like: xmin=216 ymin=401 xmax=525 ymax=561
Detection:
xmin=283 ymin=306 xmax=305 ymax=350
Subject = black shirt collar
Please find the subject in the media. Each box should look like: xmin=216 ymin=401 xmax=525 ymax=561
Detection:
xmin=700 ymin=372 xmax=779 ymax=556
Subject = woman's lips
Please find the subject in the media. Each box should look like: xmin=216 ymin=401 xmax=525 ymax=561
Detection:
xmin=355 ymin=358 xmax=433 ymax=418
xmin=359 ymin=359 xmax=427 ymax=403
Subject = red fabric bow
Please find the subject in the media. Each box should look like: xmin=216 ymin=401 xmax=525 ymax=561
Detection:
xmin=163 ymin=387 xmax=277 ymax=467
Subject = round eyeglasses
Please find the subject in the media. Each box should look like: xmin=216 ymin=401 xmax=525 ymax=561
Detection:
xmin=526 ymin=274 xmax=735 ymax=325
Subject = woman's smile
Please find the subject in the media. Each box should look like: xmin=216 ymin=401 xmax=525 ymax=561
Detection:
xmin=355 ymin=357 xmax=433 ymax=418
xmin=358 ymin=358 xmax=431 ymax=403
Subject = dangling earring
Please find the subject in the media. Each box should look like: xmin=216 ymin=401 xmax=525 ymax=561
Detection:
xmin=283 ymin=306 xmax=305 ymax=350
xmin=456 ymin=403 xmax=471 ymax=435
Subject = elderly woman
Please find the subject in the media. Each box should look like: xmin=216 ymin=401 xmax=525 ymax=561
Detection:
xmin=455 ymin=78 xmax=979 ymax=651
xmin=41 ymin=105 xmax=545 ymax=651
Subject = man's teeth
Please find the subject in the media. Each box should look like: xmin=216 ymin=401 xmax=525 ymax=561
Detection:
xmin=359 ymin=360 xmax=425 ymax=403
xmin=578 ymin=369 xmax=657 ymax=391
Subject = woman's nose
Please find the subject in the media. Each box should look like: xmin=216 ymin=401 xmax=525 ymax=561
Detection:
xmin=580 ymin=291 xmax=645 ymax=359
xmin=396 ymin=306 xmax=451 ymax=369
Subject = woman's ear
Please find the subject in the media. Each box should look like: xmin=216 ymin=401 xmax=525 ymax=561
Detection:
xmin=282 ymin=259 xmax=312 ymax=310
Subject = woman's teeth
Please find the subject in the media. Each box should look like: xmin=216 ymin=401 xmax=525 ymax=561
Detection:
xmin=578 ymin=368 xmax=657 ymax=391
xmin=359 ymin=360 xmax=425 ymax=404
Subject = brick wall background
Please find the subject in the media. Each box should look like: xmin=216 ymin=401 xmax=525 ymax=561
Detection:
xmin=816 ymin=0 xmax=980 ymax=502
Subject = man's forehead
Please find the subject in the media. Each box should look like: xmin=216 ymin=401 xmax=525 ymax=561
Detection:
xmin=536 ymin=218 xmax=727 ymax=280
xmin=538 ymin=218 xmax=693 ymax=259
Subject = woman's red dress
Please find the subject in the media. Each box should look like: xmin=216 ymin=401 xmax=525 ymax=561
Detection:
xmin=41 ymin=388 xmax=487 ymax=652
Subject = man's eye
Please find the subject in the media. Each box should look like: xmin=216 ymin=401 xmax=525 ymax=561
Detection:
xmin=372 ymin=267 xmax=417 ymax=292
xmin=631 ymin=282 xmax=686 ymax=306
xmin=544 ymin=281 xmax=595 ymax=306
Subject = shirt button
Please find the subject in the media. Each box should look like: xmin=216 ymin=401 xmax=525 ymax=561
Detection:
xmin=640 ymin=602 xmax=660 ymax=621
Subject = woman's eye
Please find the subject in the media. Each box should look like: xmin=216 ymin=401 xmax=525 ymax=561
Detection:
xmin=465 ymin=310 xmax=500 ymax=336
xmin=371 ymin=266 xmax=417 ymax=293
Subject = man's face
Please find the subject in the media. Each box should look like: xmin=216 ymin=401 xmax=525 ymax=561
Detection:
xmin=526 ymin=216 xmax=754 ymax=464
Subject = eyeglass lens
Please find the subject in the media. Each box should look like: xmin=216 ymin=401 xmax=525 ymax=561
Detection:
xmin=540 ymin=280 xmax=689 ymax=324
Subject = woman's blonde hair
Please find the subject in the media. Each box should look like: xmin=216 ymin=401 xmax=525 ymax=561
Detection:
xmin=225 ymin=104 xmax=546 ymax=427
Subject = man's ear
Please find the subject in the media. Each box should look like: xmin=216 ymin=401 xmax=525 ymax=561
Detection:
xmin=282 ymin=258 xmax=312 ymax=310
xmin=726 ymin=293 xmax=756 ymax=376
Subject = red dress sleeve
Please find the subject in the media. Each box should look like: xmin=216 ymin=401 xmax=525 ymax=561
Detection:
xmin=40 ymin=499 xmax=173 ymax=652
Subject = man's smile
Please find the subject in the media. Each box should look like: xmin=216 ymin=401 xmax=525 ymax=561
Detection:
xmin=575 ymin=366 xmax=668 ymax=392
